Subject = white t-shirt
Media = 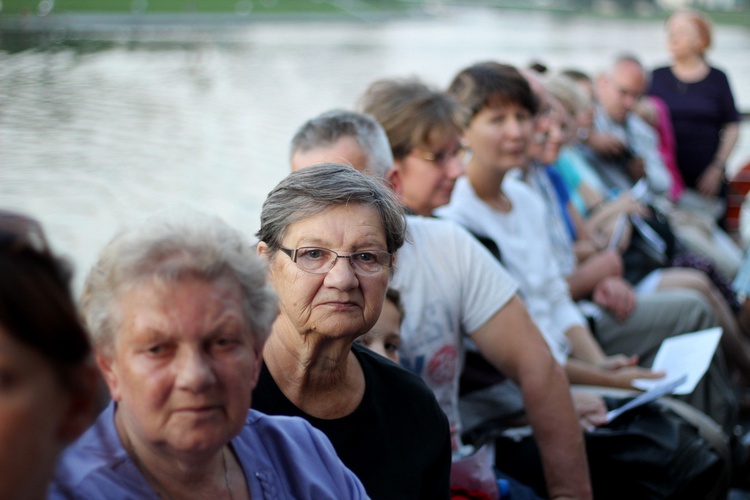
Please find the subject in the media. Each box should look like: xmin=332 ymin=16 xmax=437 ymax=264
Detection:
xmin=392 ymin=215 xmax=517 ymax=446
xmin=437 ymin=176 xmax=586 ymax=364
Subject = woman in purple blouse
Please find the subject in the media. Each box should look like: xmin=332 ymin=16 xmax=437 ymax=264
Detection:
xmin=648 ymin=9 xmax=740 ymax=208
xmin=50 ymin=211 xmax=369 ymax=500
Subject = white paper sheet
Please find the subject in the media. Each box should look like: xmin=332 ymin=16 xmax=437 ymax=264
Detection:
xmin=605 ymin=374 xmax=687 ymax=424
xmin=632 ymin=327 xmax=722 ymax=395
xmin=607 ymin=213 xmax=628 ymax=251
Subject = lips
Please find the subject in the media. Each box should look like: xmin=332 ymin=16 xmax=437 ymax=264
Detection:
xmin=175 ymin=405 xmax=221 ymax=414
xmin=321 ymin=301 xmax=359 ymax=309
xmin=505 ymin=145 xmax=526 ymax=156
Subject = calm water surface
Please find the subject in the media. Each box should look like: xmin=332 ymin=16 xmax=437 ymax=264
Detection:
xmin=2 ymin=8 xmax=750 ymax=291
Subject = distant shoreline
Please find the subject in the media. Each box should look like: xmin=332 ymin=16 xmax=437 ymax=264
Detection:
xmin=1 ymin=4 xmax=747 ymax=53
xmin=2 ymin=3 xmax=749 ymax=33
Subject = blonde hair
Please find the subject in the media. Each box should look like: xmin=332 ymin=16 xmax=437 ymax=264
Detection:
xmin=670 ymin=9 xmax=712 ymax=55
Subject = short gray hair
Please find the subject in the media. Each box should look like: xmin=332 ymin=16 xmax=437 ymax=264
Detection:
xmin=604 ymin=53 xmax=649 ymax=85
xmin=257 ymin=163 xmax=406 ymax=255
xmin=81 ymin=210 xmax=278 ymax=355
xmin=289 ymin=109 xmax=393 ymax=179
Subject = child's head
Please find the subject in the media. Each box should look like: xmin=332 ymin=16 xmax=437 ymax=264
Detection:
xmin=356 ymin=288 xmax=403 ymax=364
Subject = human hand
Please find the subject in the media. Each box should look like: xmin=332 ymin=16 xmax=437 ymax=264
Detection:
xmin=627 ymin=156 xmax=645 ymax=182
xmin=599 ymin=357 xmax=666 ymax=389
xmin=586 ymin=132 xmax=627 ymax=157
xmin=571 ymin=392 xmax=608 ymax=431
xmin=608 ymin=193 xmax=650 ymax=217
xmin=697 ymin=162 xmax=724 ymax=197
xmin=600 ymin=353 xmax=638 ymax=370
xmin=592 ymin=276 xmax=636 ymax=321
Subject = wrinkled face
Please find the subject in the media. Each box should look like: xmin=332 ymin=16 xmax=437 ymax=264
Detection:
xmin=99 ymin=277 xmax=261 ymax=457
xmin=463 ymin=101 xmax=534 ymax=174
xmin=598 ymin=61 xmax=646 ymax=123
xmin=391 ymin=134 xmax=465 ymax=216
xmin=291 ymin=136 xmax=370 ymax=173
xmin=356 ymin=298 xmax=401 ymax=364
xmin=0 ymin=325 xmax=73 ymax=499
xmin=264 ymin=204 xmax=390 ymax=342
xmin=667 ymin=13 xmax=706 ymax=59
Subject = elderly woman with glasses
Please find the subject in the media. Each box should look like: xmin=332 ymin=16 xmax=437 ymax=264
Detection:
xmin=51 ymin=210 xmax=369 ymax=499
xmin=0 ymin=210 xmax=97 ymax=500
xmin=254 ymin=163 xmax=452 ymax=500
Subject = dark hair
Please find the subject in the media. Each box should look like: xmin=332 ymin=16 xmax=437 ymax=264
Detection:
xmin=0 ymin=214 xmax=91 ymax=389
xmin=447 ymin=62 xmax=538 ymax=120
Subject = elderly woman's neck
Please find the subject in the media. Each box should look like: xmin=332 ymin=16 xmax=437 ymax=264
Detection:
xmin=263 ymin=331 xmax=365 ymax=419
xmin=116 ymin=412 xmax=236 ymax=498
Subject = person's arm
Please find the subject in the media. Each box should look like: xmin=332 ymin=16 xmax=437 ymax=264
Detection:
xmin=564 ymin=325 xmax=664 ymax=389
xmin=585 ymin=131 xmax=627 ymax=158
xmin=564 ymin=357 xmax=664 ymax=389
xmin=566 ymin=200 xmax=606 ymax=264
xmin=698 ymin=122 xmax=740 ymax=197
xmin=631 ymin=117 xmax=671 ymax=195
xmin=565 ymin=324 xmax=607 ymax=365
xmin=590 ymin=277 xmax=637 ymax=320
xmin=471 ymin=295 xmax=592 ymax=500
xmin=582 ymin=194 xmax=645 ymax=247
xmin=564 ymin=247 xmax=636 ymax=320
xmin=565 ymin=249 xmax=623 ymax=300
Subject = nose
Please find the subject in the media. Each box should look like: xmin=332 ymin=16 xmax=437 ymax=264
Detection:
xmin=549 ymin=121 xmax=564 ymax=143
xmin=324 ymin=256 xmax=359 ymax=290
xmin=175 ymin=347 xmax=216 ymax=392
xmin=623 ymin=94 xmax=636 ymax=111
xmin=446 ymin=154 xmax=465 ymax=180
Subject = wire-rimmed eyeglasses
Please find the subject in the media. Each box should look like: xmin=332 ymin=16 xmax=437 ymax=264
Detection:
xmin=279 ymin=246 xmax=393 ymax=276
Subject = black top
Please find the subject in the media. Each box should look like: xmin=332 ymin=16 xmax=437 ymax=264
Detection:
xmin=252 ymin=343 xmax=451 ymax=500
xmin=648 ymin=66 xmax=740 ymax=188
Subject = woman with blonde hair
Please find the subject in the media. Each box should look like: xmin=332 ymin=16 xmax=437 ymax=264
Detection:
xmin=648 ymin=9 xmax=741 ymax=219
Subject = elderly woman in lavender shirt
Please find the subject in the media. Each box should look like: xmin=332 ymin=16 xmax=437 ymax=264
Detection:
xmin=50 ymin=211 xmax=368 ymax=500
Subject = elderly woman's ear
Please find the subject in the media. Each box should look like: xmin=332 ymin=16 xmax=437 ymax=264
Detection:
xmin=248 ymin=342 xmax=265 ymax=388
xmin=256 ymin=241 xmax=270 ymax=260
xmin=95 ymin=352 xmax=122 ymax=404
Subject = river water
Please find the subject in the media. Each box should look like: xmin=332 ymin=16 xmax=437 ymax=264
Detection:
xmin=2 ymin=7 xmax=750 ymax=291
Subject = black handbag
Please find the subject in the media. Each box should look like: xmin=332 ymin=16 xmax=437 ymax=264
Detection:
xmin=486 ymin=397 xmax=727 ymax=500
xmin=622 ymin=209 xmax=680 ymax=286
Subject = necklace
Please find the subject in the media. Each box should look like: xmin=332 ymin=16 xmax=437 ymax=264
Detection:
xmin=129 ymin=443 xmax=235 ymax=500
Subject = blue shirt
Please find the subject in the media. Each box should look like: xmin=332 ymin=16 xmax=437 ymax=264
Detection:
xmin=50 ymin=403 xmax=369 ymax=499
